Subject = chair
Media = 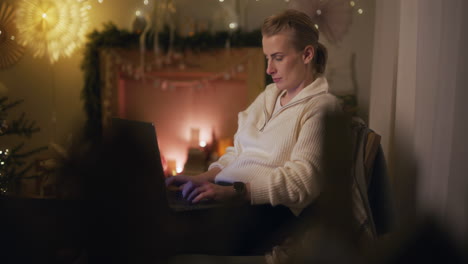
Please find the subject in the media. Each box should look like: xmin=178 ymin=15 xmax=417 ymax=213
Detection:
xmin=350 ymin=117 xmax=394 ymax=240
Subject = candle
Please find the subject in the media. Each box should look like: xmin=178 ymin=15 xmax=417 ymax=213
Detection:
xmin=199 ymin=141 xmax=207 ymax=148
xmin=167 ymin=159 xmax=176 ymax=176
xmin=190 ymin=128 xmax=200 ymax=148
xmin=218 ymin=137 xmax=233 ymax=156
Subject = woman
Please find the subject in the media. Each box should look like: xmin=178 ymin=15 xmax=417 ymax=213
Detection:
xmin=158 ymin=9 xmax=344 ymax=261
xmin=166 ymin=9 xmax=340 ymax=217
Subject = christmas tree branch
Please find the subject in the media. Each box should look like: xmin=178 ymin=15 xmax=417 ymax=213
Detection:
xmin=0 ymin=97 xmax=23 ymax=114
xmin=3 ymin=113 xmax=40 ymax=138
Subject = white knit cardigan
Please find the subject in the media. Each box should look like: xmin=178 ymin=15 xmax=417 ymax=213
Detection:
xmin=209 ymin=77 xmax=341 ymax=215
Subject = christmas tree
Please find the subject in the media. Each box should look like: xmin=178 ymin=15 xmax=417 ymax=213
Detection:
xmin=0 ymin=96 xmax=47 ymax=194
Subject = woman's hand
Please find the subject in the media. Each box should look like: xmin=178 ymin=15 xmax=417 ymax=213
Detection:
xmin=183 ymin=182 xmax=237 ymax=203
xmin=165 ymin=174 xmax=205 ymax=188
xmin=165 ymin=167 xmax=220 ymax=187
xmin=165 ymin=175 xmax=237 ymax=203
xmin=165 ymin=167 xmax=236 ymax=202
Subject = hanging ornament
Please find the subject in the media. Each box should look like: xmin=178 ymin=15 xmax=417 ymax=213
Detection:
xmin=0 ymin=2 xmax=25 ymax=70
xmin=153 ymin=79 xmax=161 ymax=89
xmin=178 ymin=62 xmax=186 ymax=70
xmin=161 ymin=81 xmax=168 ymax=91
xmin=145 ymin=64 xmax=152 ymax=72
xmin=289 ymin=0 xmax=353 ymax=44
xmin=168 ymin=83 xmax=175 ymax=91
xmin=16 ymin=0 xmax=90 ymax=63
xmin=195 ymin=81 xmax=203 ymax=90
xmin=132 ymin=11 xmax=147 ymax=34
xmin=151 ymin=0 xmax=177 ymax=54
xmin=0 ymin=119 xmax=8 ymax=135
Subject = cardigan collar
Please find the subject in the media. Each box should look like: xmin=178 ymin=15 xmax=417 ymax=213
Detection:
xmin=257 ymin=77 xmax=330 ymax=132
xmin=263 ymin=76 xmax=330 ymax=118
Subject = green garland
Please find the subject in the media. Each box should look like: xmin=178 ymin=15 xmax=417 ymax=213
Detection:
xmin=81 ymin=23 xmax=139 ymax=141
xmin=81 ymin=22 xmax=262 ymax=141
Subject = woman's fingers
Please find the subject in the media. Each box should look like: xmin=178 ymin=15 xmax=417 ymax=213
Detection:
xmin=181 ymin=181 xmax=199 ymax=199
xmin=192 ymin=188 xmax=215 ymax=203
xmin=187 ymin=183 xmax=218 ymax=203
xmin=168 ymin=176 xmax=219 ymax=202
xmin=178 ymin=183 xmax=187 ymax=191
xmin=179 ymin=181 xmax=227 ymax=203
xmin=186 ymin=185 xmax=205 ymax=201
xmin=165 ymin=175 xmax=189 ymax=186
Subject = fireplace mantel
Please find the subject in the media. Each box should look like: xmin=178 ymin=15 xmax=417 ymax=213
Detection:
xmin=99 ymin=48 xmax=265 ymax=168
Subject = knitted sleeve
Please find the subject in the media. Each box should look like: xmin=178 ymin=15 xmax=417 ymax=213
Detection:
xmin=208 ymin=90 xmax=266 ymax=170
xmin=249 ymin=95 xmax=340 ymax=213
xmin=249 ymin=111 xmax=326 ymax=212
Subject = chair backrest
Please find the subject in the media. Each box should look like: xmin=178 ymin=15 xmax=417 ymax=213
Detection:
xmin=351 ymin=118 xmax=393 ymax=240
xmin=364 ymin=131 xmax=381 ymax=185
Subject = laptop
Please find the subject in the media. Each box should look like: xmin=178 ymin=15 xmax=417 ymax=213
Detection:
xmin=110 ymin=117 xmax=225 ymax=212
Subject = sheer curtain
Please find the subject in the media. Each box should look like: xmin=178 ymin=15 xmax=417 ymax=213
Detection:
xmin=369 ymin=0 xmax=468 ymax=243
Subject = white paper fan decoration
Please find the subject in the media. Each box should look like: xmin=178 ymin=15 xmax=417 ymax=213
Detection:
xmin=0 ymin=2 xmax=25 ymax=70
xmin=16 ymin=0 xmax=89 ymax=63
xmin=289 ymin=0 xmax=353 ymax=44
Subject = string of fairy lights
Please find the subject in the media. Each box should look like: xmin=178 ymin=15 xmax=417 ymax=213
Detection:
xmin=111 ymin=49 xmax=250 ymax=92
xmin=102 ymin=0 xmax=367 ymax=92
xmin=4 ymin=0 xmax=367 ymax=65
xmin=0 ymin=149 xmax=9 ymax=193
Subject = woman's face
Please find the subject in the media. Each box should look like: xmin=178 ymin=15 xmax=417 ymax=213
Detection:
xmin=262 ymin=32 xmax=310 ymax=92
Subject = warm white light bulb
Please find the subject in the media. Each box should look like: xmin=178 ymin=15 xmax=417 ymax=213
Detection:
xmin=219 ymin=0 xmax=224 ymax=2
xmin=314 ymin=24 xmax=319 ymax=29
xmin=358 ymin=8 xmax=363 ymax=14
xmin=229 ymin=22 xmax=237 ymax=29
xmin=0 ymin=30 xmax=2 ymax=35
xmin=144 ymin=0 xmax=149 ymax=5
xmin=199 ymin=141 xmax=207 ymax=148
xmin=42 ymin=13 xmax=47 ymax=18
xmin=350 ymin=1 xmax=355 ymax=7
xmin=136 ymin=10 xmax=141 ymax=16
xmin=176 ymin=166 xmax=183 ymax=174
xmin=98 ymin=0 xmax=103 ymax=3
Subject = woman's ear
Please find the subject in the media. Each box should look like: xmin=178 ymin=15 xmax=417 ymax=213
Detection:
xmin=302 ymin=45 xmax=315 ymax=64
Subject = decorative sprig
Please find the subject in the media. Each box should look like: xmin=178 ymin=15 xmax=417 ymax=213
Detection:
xmin=0 ymin=96 xmax=47 ymax=194
xmin=0 ymin=97 xmax=23 ymax=114
xmin=3 ymin=113 xmax=40 ymax=138
xmin=0 ymin=97 xmax=41 ymax=138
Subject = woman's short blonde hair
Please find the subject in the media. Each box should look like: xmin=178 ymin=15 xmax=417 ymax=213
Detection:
xmin=262 ymin=9 xmax=327 ymax=74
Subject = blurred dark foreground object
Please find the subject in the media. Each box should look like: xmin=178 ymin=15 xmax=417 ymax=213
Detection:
xmin=365 ymin=217 xmax=466 ymax=264
xmin=0 ymin=197 xmax=86 ymax=264
xmin=1 ymin=113 xmax=464 ymax=264
xmin=0 ymin=124 xmax=163 ymax=264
